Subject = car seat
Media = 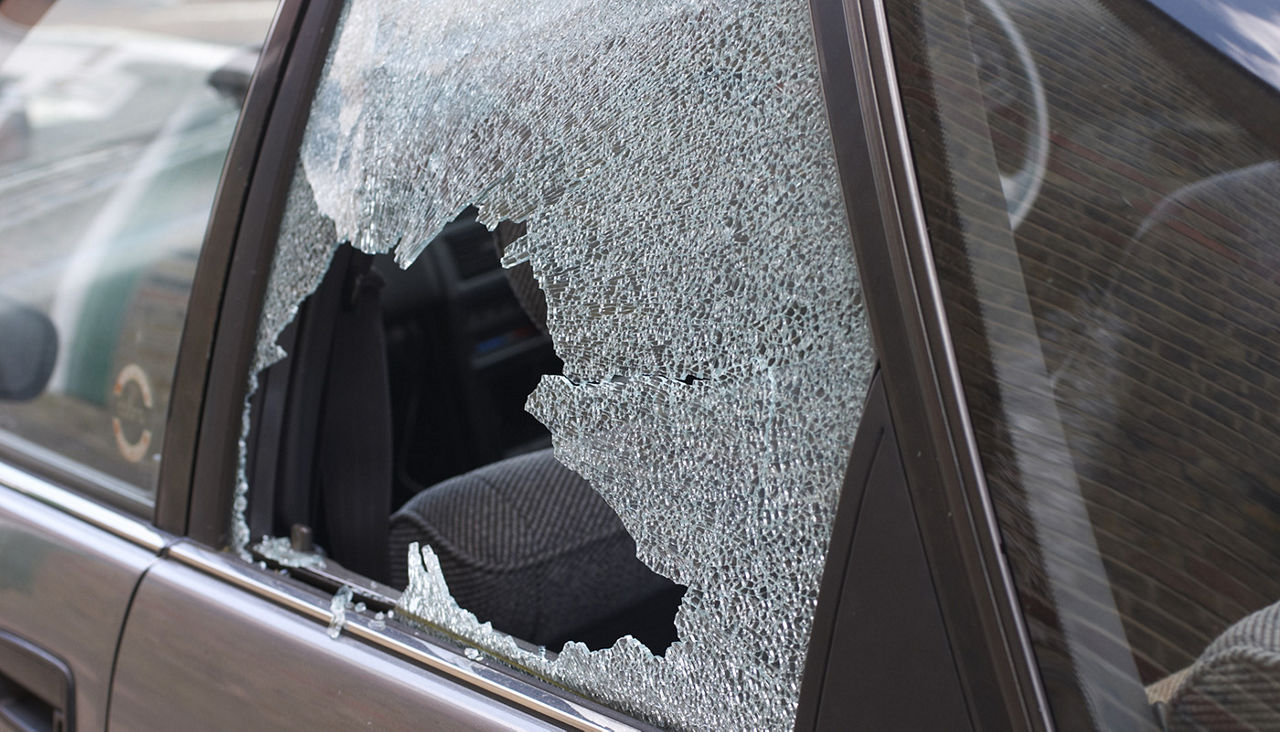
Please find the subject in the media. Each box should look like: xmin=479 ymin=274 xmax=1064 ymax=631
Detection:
xmin=1159 ymin=599 xmax=1280 ymax=730
xmin=388 ymin=449 xmax=683 ymax=651
xmin=387 ymin=220 xmax=682 ymax=651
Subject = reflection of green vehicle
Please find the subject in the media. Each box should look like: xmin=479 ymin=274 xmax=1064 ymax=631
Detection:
xmin=0 ymin=26 xmax=252 ymax=492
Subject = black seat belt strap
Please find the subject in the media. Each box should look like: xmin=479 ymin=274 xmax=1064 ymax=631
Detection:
xmin=315 ymin=252 xmax=393 ymax=582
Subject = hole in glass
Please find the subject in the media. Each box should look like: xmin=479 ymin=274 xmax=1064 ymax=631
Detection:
xmin=260 ymin=208 xmax=685 ymax=655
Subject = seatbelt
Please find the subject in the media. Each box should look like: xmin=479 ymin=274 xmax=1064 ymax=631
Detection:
xmin=313 ymin=251 xmax=393 ymax=583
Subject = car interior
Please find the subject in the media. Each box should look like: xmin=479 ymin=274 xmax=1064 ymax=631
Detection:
xmin=244 ymin=208 xmax=684 ymax=654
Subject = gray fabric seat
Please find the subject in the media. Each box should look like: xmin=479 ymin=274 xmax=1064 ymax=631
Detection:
xmin=388 ymin=449 xmax=681 ymax=648
xmin=1167 ymin=601 xmax=1280 ymax=730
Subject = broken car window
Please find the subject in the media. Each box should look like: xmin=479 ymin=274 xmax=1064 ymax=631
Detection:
xmin=243 ymin=0 xmax=874 ymax=728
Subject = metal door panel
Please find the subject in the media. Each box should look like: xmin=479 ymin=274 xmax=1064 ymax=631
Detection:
xmin=110 ymin=559 xmax=560 ymax=730
xmin=0 ymin=482 xmax=155 ymax=730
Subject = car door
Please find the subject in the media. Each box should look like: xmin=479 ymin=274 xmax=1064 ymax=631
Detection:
xmin=102 ymin=0 xmax=1068 ymax=729
xmin=178 ymin=1 xmax=1280 ymax=730
xmin=0 ymin=0 xmax=278 ymax=729
xmin=103 ymin=2 xmax=579 ymax=729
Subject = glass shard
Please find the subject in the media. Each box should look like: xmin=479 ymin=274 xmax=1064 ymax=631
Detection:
xmin=255 ymin=535 xmax=327 ymax=570
xmin=328 ymin=585 xmax=354 ymax=640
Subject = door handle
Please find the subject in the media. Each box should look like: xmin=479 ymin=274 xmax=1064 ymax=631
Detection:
xmin=0 ymin=630 xmax=73 ymax=732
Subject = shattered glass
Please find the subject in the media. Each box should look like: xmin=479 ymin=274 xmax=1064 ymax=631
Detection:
xmin=240 ymin=0 xmax=874 ymax=728
xmin=328 ymin=585 xmax=354 ymax=640
xmin=254 ymin=535 xmax=328 ymax=570
xmin=230 ymin=169 xmax=340 ymax=554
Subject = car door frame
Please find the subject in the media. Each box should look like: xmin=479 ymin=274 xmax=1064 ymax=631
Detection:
xmin=159 ymin=0 xmax=1054 ymax=729
xmin=154 ymin=0 xmax=314 ymax=538
xmin=794 ymin=0 xmax=1051 ymax=729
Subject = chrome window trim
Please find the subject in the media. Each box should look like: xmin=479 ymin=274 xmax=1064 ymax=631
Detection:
xmin=0 ymin=429 xmax=153 ymax=515
xmin=0 ymin=459 xmax=168 ymax=553
xmin=166 ymin=540 xmax=649 ymax=732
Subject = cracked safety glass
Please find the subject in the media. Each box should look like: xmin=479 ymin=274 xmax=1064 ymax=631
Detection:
xmin=242 ymin=0 xmax=874 ymax=728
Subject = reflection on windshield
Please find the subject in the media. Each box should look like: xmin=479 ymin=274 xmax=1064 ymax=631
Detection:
xmin=0 ymin=0 xmax=274 ymax=507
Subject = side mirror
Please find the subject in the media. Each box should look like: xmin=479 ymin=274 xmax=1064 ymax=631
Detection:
xmin=207 ymin=46 xmax=261 ymax=106
xmin=0 ymin=300 xmax=57 ymax=401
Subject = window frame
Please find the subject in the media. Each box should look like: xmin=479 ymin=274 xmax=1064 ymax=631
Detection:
xmin=794 ymin=0 xmax=1050 ymax=729
xmin=171 ymin=0 xmax=1050 ymax=728
xmin=172 ymin=0 xmax=332 ymax=541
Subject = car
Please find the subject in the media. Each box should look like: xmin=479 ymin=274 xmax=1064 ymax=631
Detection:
xmin=1 ymin=0 xmax=1278 ymax=729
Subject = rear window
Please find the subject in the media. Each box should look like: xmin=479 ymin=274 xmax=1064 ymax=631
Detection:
xmin=887 ymin=0 xmax=1280 ymax=727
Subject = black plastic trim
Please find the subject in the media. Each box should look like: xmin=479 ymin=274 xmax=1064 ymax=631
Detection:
xmin=799 ymin=372 xmax=890 ymax=729
xmin=800 ymin=0 xmax=1048 ymax=729
xmin=185 ymin=0 xmax=346 ymax=547
xmin=155 ymin=0 xmax=307 ymax=534
xmin=799 ymin=373 xmax=973 ymax=730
